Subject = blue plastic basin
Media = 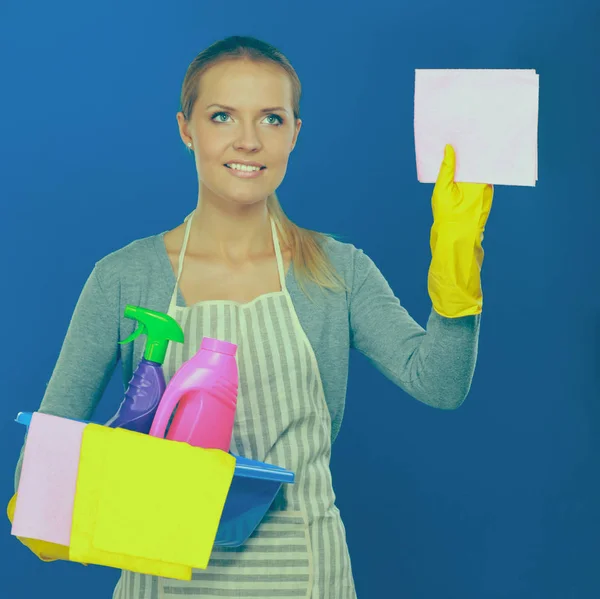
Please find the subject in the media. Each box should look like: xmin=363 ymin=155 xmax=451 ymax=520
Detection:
xmin=15 ymin=412 xmax=294 ymax=547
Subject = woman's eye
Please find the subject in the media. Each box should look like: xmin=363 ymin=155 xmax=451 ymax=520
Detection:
xmin=264 ymin=114 xmax=283 ymax=126
xmin=210 ymin=112 xmax=283 ymax=126
xmin=211 ymin=111 xmax=231 ymax=123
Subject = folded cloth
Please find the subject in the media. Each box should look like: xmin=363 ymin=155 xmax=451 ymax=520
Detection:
xmin=7 ymin=494 xmax=71 ymax=563
xmin=414 ymin=68 xmax=539 ymax=186
xmin=11 ymin=413 xmax=86 ymax=547
xmin=70 ymin=424 xmax=236 ymax=580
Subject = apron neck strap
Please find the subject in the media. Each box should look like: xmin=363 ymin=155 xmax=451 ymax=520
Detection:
xmin=270 ymin=217 xmax=287 ymax=292
xmin=169 ymin=211 xmax=194 ymax=311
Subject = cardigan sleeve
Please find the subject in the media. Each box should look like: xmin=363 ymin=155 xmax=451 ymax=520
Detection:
xmin=349 ymin=247 xmax=481 ymax=409
xmin=14 ymin=264 xmax=120 ymax=491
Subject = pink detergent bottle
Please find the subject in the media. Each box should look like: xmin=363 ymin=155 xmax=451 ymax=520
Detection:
xmin=149 ymin=337 xmax=239 ymax=451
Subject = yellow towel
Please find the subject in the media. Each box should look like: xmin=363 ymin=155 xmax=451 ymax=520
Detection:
xmin=70 ymin=424 xmax=236 ymax=580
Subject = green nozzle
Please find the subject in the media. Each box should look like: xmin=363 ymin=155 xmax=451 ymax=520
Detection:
xmin=120 ymin=305 xmax=184 ymax=364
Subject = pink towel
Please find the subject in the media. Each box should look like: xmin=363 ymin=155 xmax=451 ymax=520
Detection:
xmin=414 ymin=69 xmax=539 ymax=187
xmin=11 ymin=413 xmax=86 ymax=546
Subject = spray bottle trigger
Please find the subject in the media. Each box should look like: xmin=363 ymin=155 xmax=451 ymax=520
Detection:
xmin=119 ymin=324 xmax=147 ymax=346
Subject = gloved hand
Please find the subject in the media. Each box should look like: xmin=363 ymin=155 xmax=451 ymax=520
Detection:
xmin=428 ymin=144 xmax=494 ymax=318
xmin=6 ymin=493 xmax=70 ymax=562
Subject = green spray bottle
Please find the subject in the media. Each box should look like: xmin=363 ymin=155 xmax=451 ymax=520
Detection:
xmin=105 ymin=305 xmax=184 ymax=433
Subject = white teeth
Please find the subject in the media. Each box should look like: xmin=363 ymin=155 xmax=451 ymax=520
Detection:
xmin=227 ymin=163 xmax=262 ymax=172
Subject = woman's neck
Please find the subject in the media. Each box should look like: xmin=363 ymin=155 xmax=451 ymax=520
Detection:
xmin=187 ymin=195 xmax=274 ymax=263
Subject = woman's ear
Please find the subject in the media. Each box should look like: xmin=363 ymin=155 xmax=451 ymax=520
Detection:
xmin=290 ymin=118 xmax=302 ymax=152
xmin=176 ymin=112 xmax=193 ymax=148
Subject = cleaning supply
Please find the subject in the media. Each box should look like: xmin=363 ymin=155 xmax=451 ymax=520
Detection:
xmin=10 ymin=413 xmax=87 ymax=549
xmin=70 ymin=423 xmax=236 ymax=579
xmin=149 ymin=337 xmax=238 ymax=451
xmin=13 ymin=411 xmax=296 ymax=552
xmin=414 ymin=69 xmax=539 ymax=186
xmin=106 ymin=305 xmax=184 ymax=433
xmin=428 ymin=144 xmax=494 ymax=318
xmin=7 ymin=494 xmax=71 ymax=562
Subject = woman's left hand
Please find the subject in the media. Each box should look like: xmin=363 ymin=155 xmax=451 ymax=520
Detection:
xmin=427 ymin=144 xmax=494 ymax=318
xmin=431 ymin=144 xmax=494 ymax=231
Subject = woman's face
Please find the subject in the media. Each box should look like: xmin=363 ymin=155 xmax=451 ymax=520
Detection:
xmin=177 ymin=59 xmax=302 ymax=208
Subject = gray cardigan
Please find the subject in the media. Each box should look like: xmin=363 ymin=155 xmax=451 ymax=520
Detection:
xmin=15 ymin=231 xmax=480 ymax=488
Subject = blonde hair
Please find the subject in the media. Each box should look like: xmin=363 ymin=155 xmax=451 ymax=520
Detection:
xmin=179 ymin=35 xmax=348 ymax=298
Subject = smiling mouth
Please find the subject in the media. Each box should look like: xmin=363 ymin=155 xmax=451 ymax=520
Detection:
xmin=224 ymin=164 xmax=267 ymax=171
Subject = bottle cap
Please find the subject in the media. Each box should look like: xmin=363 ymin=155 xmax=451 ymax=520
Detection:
xmin=201 ymin=337 xmax=237 ymax=356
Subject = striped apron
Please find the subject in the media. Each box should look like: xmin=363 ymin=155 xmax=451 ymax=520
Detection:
xmin=112 ymin=212 xmax=357 ymax=598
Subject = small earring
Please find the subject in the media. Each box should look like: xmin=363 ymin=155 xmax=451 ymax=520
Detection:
xmin=187 ymin=142 xmax=192 ymax=148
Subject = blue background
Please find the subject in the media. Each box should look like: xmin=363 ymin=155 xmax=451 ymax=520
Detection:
xmin=1 ymin=1 xmax=598 ymax=597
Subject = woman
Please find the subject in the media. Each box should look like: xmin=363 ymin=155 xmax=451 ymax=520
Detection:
xmin=13 ymin=35 xmax=492 ymax=598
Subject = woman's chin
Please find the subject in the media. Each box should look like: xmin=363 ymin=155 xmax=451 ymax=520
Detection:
xmin=200 ymin=180 xmax=274 ymax=209
xmin=223 ymin=191 xmax=271 ymax=207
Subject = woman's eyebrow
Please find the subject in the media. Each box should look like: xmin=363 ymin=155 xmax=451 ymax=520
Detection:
xmin=206 ymin=103 xmax=288 ymax=114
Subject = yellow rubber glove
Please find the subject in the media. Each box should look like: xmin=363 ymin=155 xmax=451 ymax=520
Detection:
xmin=428 ymin=144 xmax=494 ymax=318
xmin=6 ymin=494 xmax=70 ymax=562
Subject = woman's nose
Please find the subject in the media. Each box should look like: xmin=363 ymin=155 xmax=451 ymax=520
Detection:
xmin=233 ymin=123 xmax=262 ymax=152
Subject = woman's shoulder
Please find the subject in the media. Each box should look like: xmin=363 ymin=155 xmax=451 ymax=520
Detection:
xmin=316 ymin=232 xmax=369 ymax=275
xmin=319 ymin=232 xmax=357 ymax=254
xmin=92 ymin=231 xmax=167 ymax=288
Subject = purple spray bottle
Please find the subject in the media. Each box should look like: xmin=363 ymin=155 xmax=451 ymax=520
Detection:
xmin=105 ymin=305 xmax=184 ymax=434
